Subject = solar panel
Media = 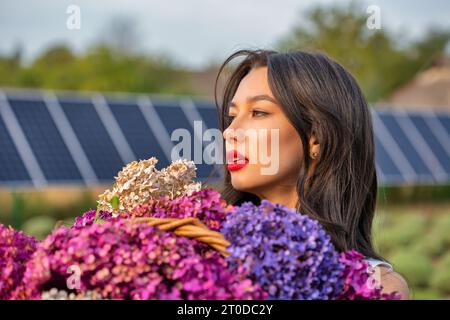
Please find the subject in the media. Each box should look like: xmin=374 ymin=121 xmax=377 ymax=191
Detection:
xmin=373 ymin=134 xmax=404 ymax=185
xmin=8 ymin=96 xmax=83 ymax=183
xmin=0 ymin=112 xmax=31 ymax=184
xmin=191 ymin=101 xmax=223 ymax=179
xmin=1 ymin=89 xmax=449 ymax=188
xmin=409 ymin=113 xmax=450 ymax=175
xmin=373 ymin=110 xmax=450 ymax=184
xmin=375 ymin=111 xmax=431 ymax=182
xmin=58 ymin=97 xmax=124 ymax=182
xmin=107 ymin=100 xmax=169 ymax=168
xmin=193 ymin=100 xmax=220 ymax=130
xmin=152 ymin=99 xmax=216 ymax=181
xmin=437 ymin=114 xmax=450 ymax=137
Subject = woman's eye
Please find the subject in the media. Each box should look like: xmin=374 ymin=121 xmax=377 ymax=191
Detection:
xmin=226 ymin=115 xmax=236 ymax=121
xmin=252 ymin=110 xmax=268 ymax=117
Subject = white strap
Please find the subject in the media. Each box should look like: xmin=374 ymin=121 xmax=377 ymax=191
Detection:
xmin=365 ymin=258 xmax=394 ymax=271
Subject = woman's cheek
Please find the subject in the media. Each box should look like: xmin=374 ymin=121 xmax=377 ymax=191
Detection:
xmin=278 ymin=129 xmax=303 ymax=176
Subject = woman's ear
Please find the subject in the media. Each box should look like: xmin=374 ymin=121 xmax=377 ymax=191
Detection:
xmin=309 ymin=133 xmax=320 ymax=160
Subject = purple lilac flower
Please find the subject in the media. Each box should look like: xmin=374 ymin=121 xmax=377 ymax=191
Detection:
xmin=221 ymin=200 xmax=344 ymax=300
xmin=15 ymin=219 xmax=265 ymax=300
xmin=0 ymin=224 xmax=38 ymax=300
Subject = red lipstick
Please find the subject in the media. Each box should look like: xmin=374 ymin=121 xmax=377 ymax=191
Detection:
xmin=226 ymin=149 xmax=248 ymax=171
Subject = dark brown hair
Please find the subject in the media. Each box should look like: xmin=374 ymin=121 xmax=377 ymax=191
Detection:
xmin=214 ymin=49 xmax=383 ymax=260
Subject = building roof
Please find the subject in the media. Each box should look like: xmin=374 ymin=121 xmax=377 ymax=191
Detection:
xmin=382 ymin=56 xmax=450 ymax=111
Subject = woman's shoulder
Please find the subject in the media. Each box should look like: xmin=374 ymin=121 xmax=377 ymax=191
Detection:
xmin=377 ymin=266 xmax=410 ymax=300
xmin=365 ymin=257 xmax=409 ymax=299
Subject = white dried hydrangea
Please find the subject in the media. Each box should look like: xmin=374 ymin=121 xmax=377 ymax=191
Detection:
xmin=97 ymin=157 xmax=202 ymax=216
xmin=41 ymin=288 xmax=104 ymax=300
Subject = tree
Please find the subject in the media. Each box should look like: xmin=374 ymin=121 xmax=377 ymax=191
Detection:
xmin=276 ymin=2 xmax=450 ymax=102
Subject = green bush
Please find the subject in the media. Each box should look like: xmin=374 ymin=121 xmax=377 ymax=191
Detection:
xmin=375 ymin=215 xmax=428 ymax=254
xmin=430 ymin=267 xmax=450 ymax=295
xmin=430 ymin=252 xmax=450 ymax=294
xmin=389 ymin=251 xmax=433 ymax=288
xmin=437 ymin=251 xmax=450 ymax=268
xmin=392 ymin=213 xmax=428 ymax=231
xmin=412 ymin=289 xmax=442 ymax=300
xmin=375 ymin=231 xmax=404 ymax=255
xmin=22 ymin=216 xmax=57 ymax=240
xmin=409 ymin=233 xmax=448 ymax=259
xmin=431 ymin=214 xmax=450 ymax=245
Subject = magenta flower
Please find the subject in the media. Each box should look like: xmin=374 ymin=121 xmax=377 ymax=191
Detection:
xmin=16 ymin=219 xmax=265 ymax=300
xmin=337 ymin=250 xmax=401 ymax=300
xmin=74 ymin=189 xmax=230 ymax=232
xmin=0 ymin=224 xmax=37 ymax=299
xmin=127 ymin=189 xmax=230 ymax=231
xmin=72 ymin=209 xmax=112 ymax=229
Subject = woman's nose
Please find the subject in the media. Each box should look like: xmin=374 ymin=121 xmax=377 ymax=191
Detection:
xmin=223 ymin=126 xmax=234 ymax=141
xmin=223 ymin=114 xmax=248 ymax=143
xmin=223 ymin=120 xmax=242 ymax=142
xmin=223 ymin=119 xmax=238 ymax=141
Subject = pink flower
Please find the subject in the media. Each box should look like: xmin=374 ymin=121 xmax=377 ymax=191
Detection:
xmin=337 ymin=250 xmax=400 ymax=300
xmin=15 ymin=218 xmax=265 ymax=300
xmin=0 ymin=224 xmax=37 ymax=299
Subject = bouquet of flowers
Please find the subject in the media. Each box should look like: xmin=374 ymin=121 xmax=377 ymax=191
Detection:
xmin=1 ymin=157 xmax=400 ymax=300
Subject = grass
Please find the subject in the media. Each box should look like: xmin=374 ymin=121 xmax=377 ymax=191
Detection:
xmin=373 ymin=205 xmax=450 ymax=300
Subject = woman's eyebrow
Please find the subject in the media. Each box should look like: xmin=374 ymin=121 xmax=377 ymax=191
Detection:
xmin=229 ymin=94 xmax=277 ymax=108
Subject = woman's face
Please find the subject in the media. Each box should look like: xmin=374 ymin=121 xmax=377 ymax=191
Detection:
xmin=223 ymin=66 xmax=303 ymax=197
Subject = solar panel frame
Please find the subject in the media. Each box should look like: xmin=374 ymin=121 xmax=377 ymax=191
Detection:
xmin=7 ymin=95 xmax=84 ymax=184
xmin=2 ymin=89 xmax=450 ymax=187
xmin=151 ymin=98 xmax=216 ymax=181
xmin=408 ymin=113 xmax=450 ymax=177
xmin=371 ymin=109 xmax=418 ymax=184
xmin=424 ymin=111 xmax=450 ymax=161
xmin=43 ymin=91 xmax=99 ymax=186
xmin=392 ymin=109 xmax=448 ymax=182
xmin=107 ymin=98 xmax=170 ymax=169
xmin=0 ymin=109 xmax=31 ymax=185
xmin=377 ymin=112 xmax=434 ymax=182
xmin=191 ymin=100 xmax=223 ymax=179
xmin=57 ymin=95 xmax=125 ymax=183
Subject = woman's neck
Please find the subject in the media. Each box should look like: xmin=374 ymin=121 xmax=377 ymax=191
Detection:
xmin=253 ymin=185 xmax=299 ymax=210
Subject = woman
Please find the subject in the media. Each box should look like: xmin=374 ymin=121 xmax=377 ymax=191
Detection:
xmin=214 ymin=49 xmax=410 ymax=299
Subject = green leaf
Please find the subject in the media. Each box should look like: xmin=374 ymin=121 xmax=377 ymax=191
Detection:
xmin=110 ymin=195 xmax=120 ymax=210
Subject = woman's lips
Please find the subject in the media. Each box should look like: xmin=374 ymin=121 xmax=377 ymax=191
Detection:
xmin=226 ymin=149 xmax=248 ymax=171
xmin=227 ymin=161 xmax=248 ymax=171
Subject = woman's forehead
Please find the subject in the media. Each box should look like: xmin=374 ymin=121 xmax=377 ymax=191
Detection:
xmin=231 ymin=67 xmax=276 ymax=106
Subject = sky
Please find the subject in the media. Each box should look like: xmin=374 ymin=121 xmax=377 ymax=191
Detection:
xmin=1 ymin=0 xmax=449 ymax=69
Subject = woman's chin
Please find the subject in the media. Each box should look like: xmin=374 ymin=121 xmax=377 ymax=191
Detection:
xmin=230 ymin=173 xmax=260 ymax=193
xmin=229 ymin=164 xmax=268 ymax=192
xmin=230 ymin=173 xmax=251 ymax=191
